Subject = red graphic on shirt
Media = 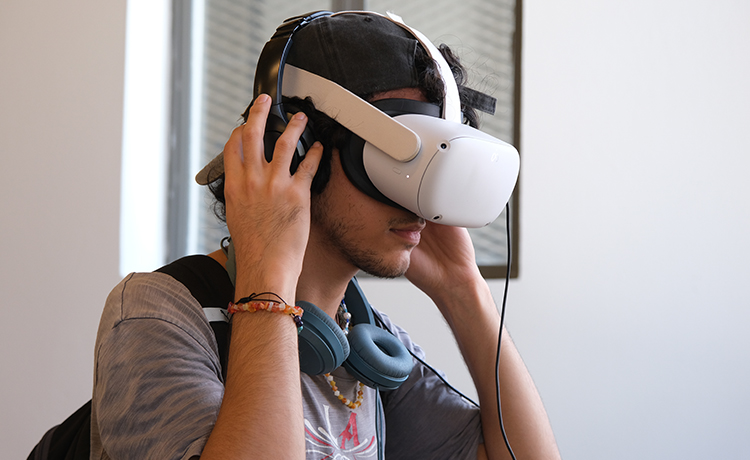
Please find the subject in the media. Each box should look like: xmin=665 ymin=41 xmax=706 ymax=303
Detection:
xmin=339 ymin=413 xmax=360 ymax=449
xmin=305 ymin=406 xmax=377 ymax=459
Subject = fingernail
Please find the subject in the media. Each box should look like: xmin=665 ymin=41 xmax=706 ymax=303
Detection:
xmin=256 ymin=94 xmax=270 ymax=103
xmin=293 ymin=112 xmax=307 ymax=121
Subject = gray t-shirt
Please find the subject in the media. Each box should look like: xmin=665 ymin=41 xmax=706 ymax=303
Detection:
xmin=91 ymin=272 xmax=481 ymax=459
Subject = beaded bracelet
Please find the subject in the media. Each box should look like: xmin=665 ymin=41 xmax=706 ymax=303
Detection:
xmin=228 ymin=294 xmax=304 ymax=334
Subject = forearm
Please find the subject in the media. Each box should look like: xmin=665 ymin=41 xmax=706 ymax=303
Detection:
xmin=201 ymin=312 xmax=304 ymax=459
xmin=435 ymin=280 xmax=560 ymax=460
xmin=197 ymin=93 xmax=321 ymax=459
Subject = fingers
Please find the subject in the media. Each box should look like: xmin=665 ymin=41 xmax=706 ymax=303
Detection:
xmin=223 ymin=95 xmax=271 ymax=183
xmin=295 ymin=141 xmax=324 ymax=184
xmin=239 ymin=94 xmax=273 ymax=170
xmin=226 ymin=94 xmax=315 ymax=175
xmin=270 ymin=111 xmax=310 ymax=173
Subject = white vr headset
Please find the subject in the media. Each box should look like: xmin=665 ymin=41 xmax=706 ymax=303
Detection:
xmin=197 ymin=11 xmax=520 ymax=228
xmin=285 ymin=12 xmax=518 ymax=228
xmin=283 ymin=64 xmax=519 ymax=228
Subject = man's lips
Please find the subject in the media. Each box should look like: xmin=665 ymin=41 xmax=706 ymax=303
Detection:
xmin=390 ymin=224 xmax=425 ymax=245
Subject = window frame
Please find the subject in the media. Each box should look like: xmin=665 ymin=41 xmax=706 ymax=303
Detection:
xmin=165 ymin=0 xmax=522 ymax=278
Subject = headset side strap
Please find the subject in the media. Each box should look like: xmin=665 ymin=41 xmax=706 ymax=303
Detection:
xmin=282 ymin=65 xmax=422 ymax=162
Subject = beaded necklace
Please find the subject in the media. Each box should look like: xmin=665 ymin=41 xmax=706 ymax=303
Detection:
xmin=324 ymin=300 xmax=365 ymax=410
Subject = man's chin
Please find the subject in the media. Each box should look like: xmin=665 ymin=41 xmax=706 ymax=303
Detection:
xmin=357 ymin=255 xmax=410 ymax=279
xmin=362 ymin=268 xmax=406 ymax=280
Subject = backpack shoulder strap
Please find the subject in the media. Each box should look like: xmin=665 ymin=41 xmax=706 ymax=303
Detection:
xmin=156 ymin=255 xmax=234 ymax=378
xmin=27 ymin=400 xmax=91 ymax=460
xmin=28 ymin=255 xmax=234 ymax=460
xmin=155 ymin=254 xmax=234 ymax=307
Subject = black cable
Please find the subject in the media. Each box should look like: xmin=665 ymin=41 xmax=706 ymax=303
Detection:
xmin=372 ymin=310 xmax=480 ymax=408
xmin=408 ymin=349 xmax=480 ymax=407
xmin=496 ymin=203 xmax=517 ymax=460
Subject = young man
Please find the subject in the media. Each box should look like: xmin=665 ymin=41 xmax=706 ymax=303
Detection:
xmin=91 ymin=11 xmax=560 ymax=460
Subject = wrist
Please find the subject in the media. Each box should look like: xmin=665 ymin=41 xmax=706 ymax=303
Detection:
xmin=431 ymin=274 xmax=489 ymax=310
xmin=231 ymin=240 xmax=304 ymax=290
xmin=229 ymin=296 xmax=304 ymax=334
xmin=234 ymin=264 xmax=299 ymax=305
xmin=432 ymin=277 xmax=499 ymax=328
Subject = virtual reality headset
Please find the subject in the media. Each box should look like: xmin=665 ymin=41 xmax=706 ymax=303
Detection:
xmin=196 ymin=11 xmax=520 ymax=228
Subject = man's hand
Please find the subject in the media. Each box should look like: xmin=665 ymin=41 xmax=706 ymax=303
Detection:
xmin=407 ymin=222 xmax=562 ymax=460
xmin=223 ymin=94 xmax=323 ymax=301
xmin=202 ymin=95 xmax=321 ymax=460
xmin=405 ymin=222 xmax=483 ymax=308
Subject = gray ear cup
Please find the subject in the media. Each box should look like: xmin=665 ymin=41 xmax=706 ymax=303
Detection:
xmin=297 ymin=301 xmax=350 ymax=375
xmin=344 ymin=324 xmax=413 ymax=390
xmin=342 ymin=278 xmax=414 ymax=390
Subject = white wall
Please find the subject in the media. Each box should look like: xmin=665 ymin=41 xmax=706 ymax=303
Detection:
xmin=373 ymin=1 xmax=750 ymax=459
xmin=2 ymin=1 xmax=749 ymax=459
xmin=0 ymin=1 xmax=126 ymax=457
xmin=514 ymin=1 xmax=750 ymax=458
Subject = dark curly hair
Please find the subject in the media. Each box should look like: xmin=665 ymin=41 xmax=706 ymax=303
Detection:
xmin=208 ymin=43 xmax=479 ymax=222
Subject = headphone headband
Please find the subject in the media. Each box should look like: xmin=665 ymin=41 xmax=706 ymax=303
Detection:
xmin=254 ymin=11 xmax=333 ymax=117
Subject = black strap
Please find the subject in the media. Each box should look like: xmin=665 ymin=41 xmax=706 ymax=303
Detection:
xmin=461 ymin=87 xmax=497 ymax=115
xmin=156 ymin=255 xmax=234 ymax=379
xmin=27 ymin=400 xmax=91 ymax=460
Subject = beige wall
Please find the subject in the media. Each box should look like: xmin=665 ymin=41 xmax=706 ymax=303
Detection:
xmin=2 ymin=0 xmax=750 ymax=458
xmin=0 ymin=1 xmax=126 ymax=456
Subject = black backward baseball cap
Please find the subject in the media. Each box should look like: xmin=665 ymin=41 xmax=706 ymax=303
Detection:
xmin=286 ymin=12 xmax=421 ymax=98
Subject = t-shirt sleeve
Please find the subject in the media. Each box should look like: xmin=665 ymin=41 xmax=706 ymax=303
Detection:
xmin=92 ymin=273 xmax=225 ymax=460
xmin=377 ymin=310 xmax=483 ymax=460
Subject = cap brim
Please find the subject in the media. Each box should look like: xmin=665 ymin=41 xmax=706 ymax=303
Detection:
xmin=195 ymin=151 xmax=225 ymax=185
